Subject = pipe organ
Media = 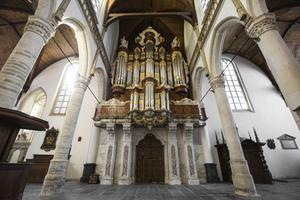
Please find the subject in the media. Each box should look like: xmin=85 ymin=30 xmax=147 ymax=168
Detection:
xmin=96 ymin=27 xmax=205 ymax=129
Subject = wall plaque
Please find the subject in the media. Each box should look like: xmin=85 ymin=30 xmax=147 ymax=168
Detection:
xmin=41 ymin=127 xmax=59 ymax=152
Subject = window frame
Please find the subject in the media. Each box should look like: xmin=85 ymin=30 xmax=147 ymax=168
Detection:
xmin=221 ymin=57 xmax=253 ymax=112
xmin=50 ymin=62 xmax=78 ymax=116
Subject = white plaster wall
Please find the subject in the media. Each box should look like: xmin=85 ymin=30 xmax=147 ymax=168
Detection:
xmin=202 ymin=0 xmax=240 ymax=71
xmin=184 ymin=21 xmax=197 ymax=63
xmin=18 ymin=58 xmax=100 ymax=180
xmin=63 ymin=0 xmax=99 ymax=77
xmin=103 ymin=21 xmax=120 ymax=62
xmin=202 ymin=54 xmax=300 ymax=179
xmin=66 ymin=71 xmax=99 ymax=180
xmin=21 ymin=59 xmax=68 ymax=160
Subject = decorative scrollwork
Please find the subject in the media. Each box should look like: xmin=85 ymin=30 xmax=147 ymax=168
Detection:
xmin=246 ymin=13 xmax=277 ymax=40
xmin=24 ymin=16 xmax=56 ymax=43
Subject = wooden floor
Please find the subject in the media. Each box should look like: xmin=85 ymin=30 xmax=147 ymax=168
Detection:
xmin=23 ymin=179 xmax=300 ymax=200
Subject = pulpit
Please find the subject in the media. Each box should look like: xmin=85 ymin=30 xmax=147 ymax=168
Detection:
xmin=0 ymin=107 xmax=49 ymax=200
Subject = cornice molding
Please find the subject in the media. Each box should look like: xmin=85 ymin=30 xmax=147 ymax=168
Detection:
xmin=189 ymin=0 xmax=224 ymax=72
xmin=209 ymin=76 xmax=225 ymax=90
xmin=24 ymin=16 xmax=56 ymax=43
xmin=245 ymin=13 xmax=277 ymax=40
xmin=77 ymin=0 xmax=111 ymax=76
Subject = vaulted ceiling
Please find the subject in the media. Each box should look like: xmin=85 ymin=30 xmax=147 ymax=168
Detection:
xmin=106 ymin=0 xmax=196 ymax=52
xmin=1 ymin=0 xmax=299 ymax=96
xmin=223 ymin=0 xmax=300 ymax=89
xmin=0 ymin=0 xmax=78 ymax=94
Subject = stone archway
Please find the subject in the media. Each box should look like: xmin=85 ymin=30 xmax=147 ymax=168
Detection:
xmin=135 ymin=134 xmax=165 ymax=184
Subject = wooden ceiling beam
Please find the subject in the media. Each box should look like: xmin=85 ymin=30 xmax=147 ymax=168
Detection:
xmin=269 ymin=3 xmax=300 ymax=12
xmin=0 ymin=16 xmax=21 ymax=38
xmin=0 ymin=5 xmax=33 ymax=14
xmin=282 ymin=17 xmax=300 ymax=39
xmin=0 ymin=20 xmax=27 ymax=26
xmin=21 ymin=0 xmax=35 ymax=13
xmin=56 ymin=28 xmax=78 ymax=54
xmin=106 ymin=11 xmax=193 ymax=26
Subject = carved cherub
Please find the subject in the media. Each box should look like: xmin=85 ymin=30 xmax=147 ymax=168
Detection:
xmin=120 ymin=36 xmax=128 ymax=48
xmin=171 ymin=36 xmax=181 ymax=48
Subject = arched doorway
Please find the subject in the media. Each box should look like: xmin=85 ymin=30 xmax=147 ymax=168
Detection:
xmin=135 ymin=134 xmax=165 ymax=183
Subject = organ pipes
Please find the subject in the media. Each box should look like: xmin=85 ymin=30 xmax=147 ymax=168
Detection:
xmin=111 ymin=27 xmax=190 ymax=129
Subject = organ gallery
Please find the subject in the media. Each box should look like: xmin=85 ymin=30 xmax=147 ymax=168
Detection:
xmin=93 ymin=27 xmax=210 ymax=184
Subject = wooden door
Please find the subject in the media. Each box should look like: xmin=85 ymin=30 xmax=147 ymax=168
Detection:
xmin=136 ymin=134 xmax=164 ymax=184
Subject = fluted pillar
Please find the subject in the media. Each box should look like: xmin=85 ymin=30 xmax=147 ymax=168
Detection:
xmin=167 ymin=123 xmax=181 ymax=185
xmin=101 ymin=123 xmax=117 ymax=185
xmin=118 ymin=123 xmax=132 ymax=185
xmin=210 ymin=76 xmax=257 ymax=196
xmin=246 ymin=13 xmax=300 ymax=116
xmin=0 ymin=16 xmax=55 ymax=108
xmin=183 ymin=122 xmax=200 ymax=185
xmin=41 ymin=76 xmax=90 ymax=196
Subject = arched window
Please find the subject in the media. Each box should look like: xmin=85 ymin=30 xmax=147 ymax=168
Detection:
xmin=221 ymin=58 xmax=252 ymax=111
xmin=17 ymin=88 xmax=47 ymax=142
xmin=30 ymin=91 xmax=46 ymax=117
xmin=52 ymin=63 xmax=78 ymax=115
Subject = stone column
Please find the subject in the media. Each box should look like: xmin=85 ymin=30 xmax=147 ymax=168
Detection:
xmin=118 ymin=123 xmax=132 ymax=185
xmin=201 ymin=126 xmax=220 ymax=183
xmin=201 ymin=126 xmax=213 ymax=164
xmin=210 ymin=76 xmax=257 ymax=196
xmin=246 ymin=13 xmax=300 ymax=116
xmin=183 ymin=122 xmax=200 ymax=185
xmin=167 ymin=123 xmax=181 ymax=185
xmin=87 ymin=125 xmax=100 ymax=164
xmin=0 ymin=16 xmax=55 ymax=108
xmin=101 ymin=123 xmax=117 ymax=185
xmin=41 ymin=76 xmax=90 ymax=196
xmin=80 ymin=124 xmax=100 ymax=183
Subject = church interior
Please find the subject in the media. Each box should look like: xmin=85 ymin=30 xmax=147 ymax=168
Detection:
xmin=0 ymin=0 xmax=300 ymax=199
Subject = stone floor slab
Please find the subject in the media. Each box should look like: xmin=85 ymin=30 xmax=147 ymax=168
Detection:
xmin=22 ymin=179 xmax=300 ymax=200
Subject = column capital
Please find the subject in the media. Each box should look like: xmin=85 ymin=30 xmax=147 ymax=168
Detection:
xmin=168 ymin=122 xmax=177 ymax=132
xmin=24 ymin=16 xmax=56 ymax=43
xmin=184 ymin=122 xmax=194 ymax=142
xmin=75 ymin=76 xmax=91 ymax=90
xmin=184 ymin=122 xmax=194 ymax=132
xmin=122 ymin=123 xmax=132 ymax=139
xmin=106 ymin=123 xmax=115 ymax=134
xmin=245 ymin=13 xmax=277 ymax=39
xmin=209 ymin=76 xmax=225 ymax=90
xmin=122 ymin=123 xmax=131 ymax=131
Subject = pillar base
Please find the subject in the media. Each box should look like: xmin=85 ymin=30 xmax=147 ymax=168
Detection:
xmin=118 ymin=177 xmax=131 ymax=185
xmin=101 ymin=177 xmax=114 ymax=185
xmin=205 ymin=163 xmax=220 ymax=183
xmin=41 ymin=159 xmax=68 ymax=196
xmin=169 ymin=177 xmax=181 ymax=185
xmin=187 ymin=178 xmax=200 ymax=185
xmin=230 ymin=160 xmax=258 ymax=197
xmin=80 ymin=163 xmax=96 ymax=183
